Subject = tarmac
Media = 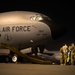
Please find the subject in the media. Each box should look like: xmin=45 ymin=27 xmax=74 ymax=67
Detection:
xmin=0 ymin=63 xmax=75 ymax=75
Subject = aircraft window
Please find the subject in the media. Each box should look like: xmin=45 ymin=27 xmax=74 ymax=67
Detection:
xmin=30 ymin=14 xmax=43 ymax=21
xmin=30 ymin=16 xmax=36 ymax=20
xmin=30 ymin=14 xmax=51 ymax=21
xmin=40 ymin=14 xmax=52 ymax=21
xmin=36 ymin=16 xmax=43 ymax=21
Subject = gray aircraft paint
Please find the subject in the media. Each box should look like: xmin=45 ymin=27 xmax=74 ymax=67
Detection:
xmin=0 ymin=11 xmax=52 ymax=50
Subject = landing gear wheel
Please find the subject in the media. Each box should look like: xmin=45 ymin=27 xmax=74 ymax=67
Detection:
xmin=12 ymin=54 xmax=18 ymax=63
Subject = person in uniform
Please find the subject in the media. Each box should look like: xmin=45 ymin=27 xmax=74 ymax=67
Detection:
xmin=60 ymin=46 xmax=64 ymax=65
xmin=60 ymin=44 xmax=68 ymax=65
xmin=69 ymin=43 xmax=75 ymax=65
xmin=67 ymin=46 xmax=71 ymax=64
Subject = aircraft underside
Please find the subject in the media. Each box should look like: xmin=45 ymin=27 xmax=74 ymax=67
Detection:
xmin=0 ymin=43 xmax=58 ymax=64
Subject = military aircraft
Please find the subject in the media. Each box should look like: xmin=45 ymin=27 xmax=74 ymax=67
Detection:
xmin=0 ymin=11 xmax=66 ymax=64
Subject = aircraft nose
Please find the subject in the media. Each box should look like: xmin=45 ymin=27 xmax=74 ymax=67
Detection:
xmin=42 ymin=20 xmax=67 ymax=40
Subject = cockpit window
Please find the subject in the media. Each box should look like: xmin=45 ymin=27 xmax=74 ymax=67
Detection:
xmin=30 ymin=14 xmax=43 ymax=21
xmin=30 ymin=14 xmax=52 ymax=21
xmin=41 ymin=14 xmax=52 ymax=21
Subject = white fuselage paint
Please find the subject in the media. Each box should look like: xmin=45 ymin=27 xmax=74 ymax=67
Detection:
xmin=0 ymin=11 xmax=52 ymax=50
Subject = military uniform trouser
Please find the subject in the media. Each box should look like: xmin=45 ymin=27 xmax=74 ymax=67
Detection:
xmin=64 ymin=55 xmax=67 ymax=65
xmin=60 ymin=53 xmax=67 ymax=65
xmin=71 ymin=53 xmax=75 ymax=65
xmin=60 ymin=53 xmax=64 ymax=64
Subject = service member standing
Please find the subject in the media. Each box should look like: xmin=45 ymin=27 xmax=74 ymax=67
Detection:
xmin=67 ymin=46 xmax=71 ymax=64
xmin=60 ymin=44 xmax=68 ymax=65
xmin=60 ymin=46 xmax=64 ymax=65
xmin=69 ymin=43 xmax=75 ymax=65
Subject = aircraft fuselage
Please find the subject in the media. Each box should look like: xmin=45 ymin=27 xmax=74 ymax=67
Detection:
xmin=0 ymin=11 xmax=52 ymax=50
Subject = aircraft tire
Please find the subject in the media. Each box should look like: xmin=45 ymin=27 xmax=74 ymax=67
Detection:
xmin=12 ymin=54 xmax=18 ymax=63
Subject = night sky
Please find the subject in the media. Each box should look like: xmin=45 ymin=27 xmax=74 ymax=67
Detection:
xmin=0 ymin=0 xmax=75 ymax=50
